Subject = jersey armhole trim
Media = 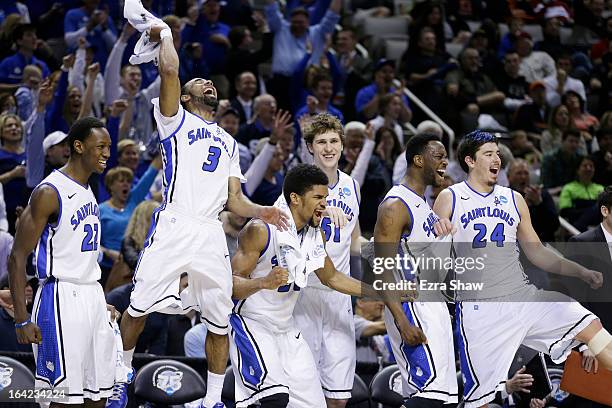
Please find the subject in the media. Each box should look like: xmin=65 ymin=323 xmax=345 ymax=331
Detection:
xmin=450 ymin=188 xmax=456 ymax=222
xmin=160 ymin=109 xmax=186 ymax=141
xmin=352 ymin=178 xmax=360 ymax=206
xmin=37 ymin=182 xmax=62 ymax=229
xmin=260 ymin=222 xmax=271 ymax=258
xmin=381 ymin=195 xmax=414 ymax=237
xmin=231 ymin=139 xmax=237 ymax=158
xmin=511 ymin=190 xmax=521 ymax=221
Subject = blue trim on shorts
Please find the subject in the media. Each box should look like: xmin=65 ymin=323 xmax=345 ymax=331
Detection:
xmin=160 ymin=136 xmax=177 ymax=203
xmin=230 ymin=314 xmax=267 ymax=391
xmin=35 ymin=278 xmax=65 ymax=387
xmin=400 ymin=303 xmax=434 ymax=391
xmin=455 ymin=302 xmax=478 ymax=399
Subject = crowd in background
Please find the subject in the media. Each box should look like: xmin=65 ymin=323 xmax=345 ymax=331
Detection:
xmin=0 ymin=0 xmax=610 ymax=405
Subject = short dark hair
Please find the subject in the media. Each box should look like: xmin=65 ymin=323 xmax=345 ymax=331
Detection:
xmin=405 ymin=132 xmax=441 ymax=168
xmin=228 ymin=25 xmax=248 ymax=49
xmin=597 ymin=186 xmax=612 ymax=212
xmin=283 ymin=164 xmax=328 ymax=203
xmin=290 ymin=7 xmax=309 ymax=18
xmin=67 ymin=117 xmax=105 ymax=154
xmin=562 ymin=128 xmax=581 ymax=141
xmin=302 ymin=113 xmax=344 ymax=146
xmin=13 ymin=23 xmax=35 ymax=43
xmin=310 ymin=72 xmax=333 ymax=91
xmin=457 ymin=130 xmax=498 ymax=173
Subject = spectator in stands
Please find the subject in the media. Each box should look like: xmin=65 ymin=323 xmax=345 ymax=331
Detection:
xmin=401 ymin=27 xmax=454 ymax=120
xmin=409 ymin=2 xmax=448 ymax=53
xmin=225 ymin=18 xmax=273 ymax=96
xmin=230 ymin=72 xmax=257 ymax=125
xmin=354 ymin=298 xmax=388 ymax=364
xmin=0 ymin=93 xmax=16 ymax=116
xmin=445 ymin=47 xmax=505 ymax=128
xmin=368 ymin=94 xmax=405 ymax=146
xmin=245 ymin=137 xmax=286 ymax=206
xmin=494 ymin=51 xmax=530 ymax=112
xmin=236 ymin=93 xmax=279 ymax=153
xmin=181 ymin=0 xmax=231 ymax=98
xmin=591 ymin=16 xmax=612 ymax=61
xmin=99 ymin=157 xmax=161 ymax=284
xmin=541 ymin=104 xmax=572 ymax=154
xmin=116 ymin=139 xmax=140 ymax=178
xmin=563 ymin=90 xmax=599 ymax=138
xmin=374 ymin=126 xmax=401 ymax=181
xmin=543 ymin=53 xmax=587 ymax=108
xmin=264 ymin=0 xmax=341 ymax=111
xmin=15 ymin=64 xmax=42 ymax=121
xmin=517 ymin=31 xmax=556 ymax=84
xmin=0 ymin=24 xmax=49 ymax=84
xmin=509 ymin=130 xmax=542 ymax=163
xmin=0 ymin=275 xmax=32 ymax=352
xmin=498 ymin=17 xmax=524 ymax=60
xmin=535 ymin=15 xmax=565 ymax=60
xmin=356 ymin=59 xmax=411 ymax=122
xmin=335 ymin=27 xmax=372 ymax=122
xmin=559 ymin=156 xmax=604 ymax=231
xmin=0 ymin=14 xmax=22 ymax=63
xmin=70 ymin=37 xmax=105 ymax=118
xmin=120 ymin=200 xmax=159 ymax=274
xmin=508 ymin=158 xmax=559 ymax=242
xmin=468 ymin=28 xmax=501 ymax=74
xmin=295 ymin=71 xmax=343 ymax=123
xmin=541 ymin=129 xmax=584 ymax=192
xmin=0 ymin=113 xmax=26 ymax=234
xmin=104 ymin=25 xmax=160 ymax=146
xmin=513 ymin=81 xmax=550 ymax=134
xmin=591 ymin=127 xmax=612 ymax=186
xmin=217 ymin=107 xmax=252 ymax=173
xmin=63 ymin=0 xmax=117 ymax=70
xmin=572 ymin=0 xmax=606 ymax=46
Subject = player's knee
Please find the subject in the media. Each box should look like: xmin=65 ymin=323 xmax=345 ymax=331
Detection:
xmin=587 ymin=327 xmax=612 ymax=356
xmin=402 ymin=397 xmax=445 ymax=408
xmin=326 ymin=398 xmax=348 ymax=408
xmin=259 ymin=393 xmax=290 ymax=408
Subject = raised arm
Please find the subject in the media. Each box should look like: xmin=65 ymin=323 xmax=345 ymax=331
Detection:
xmin=8 ymin=185 xmax=59 ymax=344
xmin=78 ymin=62 xmax=100 ymax=119
xmin=150 ymin=25 xmax=180 ymax=118
xmin=25 ymin=81 xmax=53 ymax=188
xmin=231 ymin=219 xmax=288 ymax=299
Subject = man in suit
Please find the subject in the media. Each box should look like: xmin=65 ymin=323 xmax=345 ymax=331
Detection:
xmin=568 ymin=186 xmax=612 ymax=331
xmin=230 ymin=71 xmax=257 ymax=125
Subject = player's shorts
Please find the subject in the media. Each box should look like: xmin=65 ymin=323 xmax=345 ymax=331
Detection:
xmin=128 ymin=206 xmax=233 ymax=335
xmin=456 ymin=286 xmax=598 ymax=408
xmin=384 ymin=301 xmax=458 ymax=404
xmin=32 ymin=278 xmax=116 ymax=404
xmin=293 ymin=287 xmax=355 ymax=399
xmin=229 ymin=314 xmax=326 ymax=408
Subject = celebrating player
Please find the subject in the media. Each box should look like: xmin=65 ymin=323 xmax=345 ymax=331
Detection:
xmin=8 ymin=117 xmax=117 ymax=405
xmin=433 ymin=130 xmax=611 ymax=408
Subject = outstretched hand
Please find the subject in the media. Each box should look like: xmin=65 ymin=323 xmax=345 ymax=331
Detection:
xmin=257 ymin=206 xmax=290 ymax=231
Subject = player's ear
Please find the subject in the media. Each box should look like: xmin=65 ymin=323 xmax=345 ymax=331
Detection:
xmin=289 ymin=192 xmax=300 ymax=206
xmin=73 ymin=139 xmax=84 ymax=155
xmin=414 ymin=154 xmax=423 ymax=168
xmin=180 ymin=94 xmax=190 ymax=104
xmin=465 ymin=155 xmax=476 ymax=169
xmin=601 ymin=205 xmax=609 ymax=219
xmin=306 ymin=143 xmax=314 ymax=155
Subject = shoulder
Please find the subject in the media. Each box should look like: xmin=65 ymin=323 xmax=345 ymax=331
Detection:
xmin=238 ymin=219 xmax=270 ymax=251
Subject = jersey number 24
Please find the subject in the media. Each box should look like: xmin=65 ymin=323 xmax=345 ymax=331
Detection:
xmin=472 ymin=223 xmax=505 ymax=248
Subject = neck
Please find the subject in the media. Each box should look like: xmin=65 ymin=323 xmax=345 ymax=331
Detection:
xmin=189 ymin=105 xmax=215 ymax=121
xmin=2 ymin=140 xmax=22 ymax=153
xmin=578 ymin=177 xmax=591 ymax=185
xmin=402 ymin=170 xmax=426 ymax=197
xmin=602 ymin=220 xmax=612 ymax=236
xmin=318 ymin=163 xmax=338 ymax=187
xmin=19 ymin=48 xmax=33 ymax=59
xmin=289 ymin=206 xmax=307 ymax=231
xmin=61 ymin=160 xmax=91 ymax=187
xmin=259 ymin=116 xmax=274 ymax=128
xmin=238 ymin=94 xmax=251 ymax=103
xmin=316 ymin=100 xmax=329 ymax=111
xmin=466 ymin=174 xmax=494 ymax=194
xmin=110 ymin=195 xmax=126 ymax=209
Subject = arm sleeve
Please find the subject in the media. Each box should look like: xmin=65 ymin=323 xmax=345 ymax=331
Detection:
xmin=64 ymin=16 xmax=88 ymax=49
xmin=104 ymin=41 xmax=128 ymax=106
xmin=350 ymin=138 xmax=375 ymax=186
xmin=69 ymin=47 xmax=87 ymax=92
xmin=326 ymin=51 xmax=342 ymax=95
xmin=15 ymin=88 xmax=34 ymax=121
xmin=45 ymin=70 xmax=69 ymax=133
xmin=25 ymin=110 xmax=46 ymax=188
xmin=129 ymin=166 xmax=159 ymax=205
xmin=152 ymin=98 xmax=186 ymax=141
xmin=309 ymin=0 xmax=331 ymax=24
xmin=244 ymin=142 xmax=275 ymax=196
xmin=310 ymin=9 xmax=340 ymax=39
xmin=264 ymin=2 xmax=284 ymax=33
xmin=229 ymin=137 xmax=247 ymax=182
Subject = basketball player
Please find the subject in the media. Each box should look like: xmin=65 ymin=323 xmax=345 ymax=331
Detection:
xmin=8 ymin=117 xmax=116 ymax=406
xmin=292 ymin=113 xmax=363 ymax=408
xmin=111 ymin=24 xmax=289 ymax=408
xmin=433 ymin=130 xmax=611 ymax=408
xmin=230 ymin=164 xmax=378 ymax=408
xmin=373 ymin=133 xmax=458 ymax=407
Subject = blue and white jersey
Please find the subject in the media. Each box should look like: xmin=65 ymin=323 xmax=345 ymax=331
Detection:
xmin=309 ymin=171 xmax=360 ymax=288
xmin=153 ymin=98 xmax=245 ymax=219
xmin=448 ymin=181 xmax=527 ymax=299
xmin=33 ymin=170 xmax=102 ymax=283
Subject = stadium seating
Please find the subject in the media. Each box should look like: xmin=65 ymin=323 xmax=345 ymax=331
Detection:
xmin=369 ymin=365 xmax=404 ymax=407
xmin=132 ymin=359 xmax=206 ymax=404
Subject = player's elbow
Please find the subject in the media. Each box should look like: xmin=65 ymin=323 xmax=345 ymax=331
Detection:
xmin=159 ymin=63 xmax=179 ymax=79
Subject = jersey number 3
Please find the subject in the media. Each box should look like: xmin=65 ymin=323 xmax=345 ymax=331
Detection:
xmin=202 ymin=146 xmax=221 ymax=172
xmin=472 ymin=223 xmax=505 ymax=248
xmin=81 ymin=224 xmax=99 ymax=252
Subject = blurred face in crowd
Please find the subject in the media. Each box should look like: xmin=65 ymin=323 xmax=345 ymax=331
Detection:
xmin=314 ymin=79 xmax=333 ymax=105
xmin=589 ymin=0 xmax=604 ymax=17
xmin=255 ymin=95 xmax=277 ymax=122
xmin=544 ymin=17 xmax=561 ymax=37
xmin=335 ymin=30 xmax=356 ymax=54
xmin=598 ymin=132 xmax=611 ymax=152
xmin=23 ymin=68 xmax=42 ymax=90
xmin=290 ymin=12 xmax=309 ymax=38
xmin=17 ymin=29 xmax=37 ymax=52
xmin=510 ymin=131 xmax=531 ymax=152
xmin=577 ymin=158 xmax=595 ymax=183
xmin=470 ymin=34 xmax=488 ymax=52
xmin=219 ymin=113 xmax=240 ymax=136
xmin=427 ymin=6 xmax=442 ymax=26
xmin=0 ymin=116 xmax=22 ymax=144
xmin=122 ymin=66 xmax=142 ymax=92
xmin=516 ymin=37 xmax=532 ymax=57
xmin=565 ymin=93 xmax=581 ymax=112
xmin=356 ymin=299 xmax=384 ymax=320
xmin=118 ymin=145 xmax=139 ymax=171
xmin=554 ymin=105 xmax=570 ymax=128
xmin=1 ymin=96 xmax=16 ymax=115
xmin=384 ymin=95 xmax=402 ymax=119
xmin=83 ymin=0 xmax=100 ymax=11
xmin=47 ymin=140 xmax=70 ymax=167
xmin=557 ymin=57 xmax=572 ymax=74
xmin=310 ymin=131 xmax=343 ymax=171
xmin=278 ymin=131 xmax=294 ymax=157
xmin=377 ymin=128 xmax=396 ymax=155
xmin=343 ymin=128 xmax=365 ymax=164
xmin=418 ymin=30 xmax=436 ymax=54
xmin=203 ymin=0 xmax=221 ymax=23
xmin=268 ymin=146 xmax=286 ymax=173
xmin=236 ymin=72 xmax=257 ymax=100
xmin=504 ymin=52 xmax=520 ymax=77
xmin=375 ymin=64 xmax=395 ymax=87
xmin=508 ymin=160 xmax=530 ymax=192
xmin=530 ymin=87 xmax=546 ymax=107
xmin=562 ymin=134 xmax=580 ymax=154
xmin=510 ymin=18 xmax=524 ymax=35
xmin=110 ymin=174 xmax=132 ymax=203
xmin=67 ymin=87 xmax=82 ymax=115
xmin=461 ymin=48 xmax=480 ymax=73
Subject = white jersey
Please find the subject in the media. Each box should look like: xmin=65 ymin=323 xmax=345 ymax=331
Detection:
xmin=308 ymin=171 xmax=360 ymax=289
xmin=448 ymin=181 xmax=528 ymax=299
xmin=153 ymin=99 xmax=245 ymax=219
xmin=34 ymin=170 xmax=101 ymax=283
xmin=233 ymin=222 xmax=316 ymax=332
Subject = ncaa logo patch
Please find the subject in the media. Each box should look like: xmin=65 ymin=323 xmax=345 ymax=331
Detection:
xmin=153 ymin=365 xmax=184 ymax=396
xmin=0 ymin=362 xmax=14 ymax=391
xmin=499 ymin=196 xmax=508 ymax=204
xmin=547 ymin=367 xmax=569 ymax=403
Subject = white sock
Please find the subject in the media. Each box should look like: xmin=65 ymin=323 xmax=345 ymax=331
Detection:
xmin=123 ymin=348 xmax=135 ymax=370
xmin=203 ymin=371 xmax=224 ymax=406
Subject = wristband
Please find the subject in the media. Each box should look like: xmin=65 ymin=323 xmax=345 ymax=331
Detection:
xmin=160 ymin=27 xmax=172 ymax=40
xmin=15 ymin=319 xmax=31 ymax=328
